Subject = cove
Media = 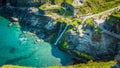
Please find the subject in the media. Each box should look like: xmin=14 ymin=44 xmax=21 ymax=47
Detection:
xmin=0 ymin=16 xmax=72 ymax=67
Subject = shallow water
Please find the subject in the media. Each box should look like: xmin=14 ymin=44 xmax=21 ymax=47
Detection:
xmin=0 ymin=16 xmax=72 ymax=67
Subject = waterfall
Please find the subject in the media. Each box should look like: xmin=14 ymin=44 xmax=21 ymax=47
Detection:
xmin=54 ymin=7 xmax=67 ymax=45
xmin=54 ymin=25 xmax=69 ymax=45
xmin=57 ymin=23 xmax=63 ymax=38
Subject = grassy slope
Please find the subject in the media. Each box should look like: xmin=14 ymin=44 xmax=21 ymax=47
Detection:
xmin=107 ymin=10 xmax=120 ymax=23
xmin=39 ymin=1 xmax=119 ymax=68
xmin=49 ymin=61 xmax=115 ymax=68
xmin=0 ymin=61 xmax=115 ymax=68
xmin=40 ymin=0 xmax=120 ymax=16
xmin=1 ymin=65 xmax=29 ymax=68
xmin=77 ymin=0 xmax=120 ymax=15
xmin=54 ymin=0 xmax=73 ymax=5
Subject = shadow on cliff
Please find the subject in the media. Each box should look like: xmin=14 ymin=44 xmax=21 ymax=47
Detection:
xmin=19 ymin=17 xmax=72 ymax=65
xmin=51 ymin=44 xmax=72 ymax=65
xmin=0 ymin=6 xmax=72 ymax=66
xmin=18 ymin=9 xmax=72 ymax=65
xmin=93 ymin=15 xmax=120 ymax=60
xmin=103 ymin=15 xmax=120 ymax=34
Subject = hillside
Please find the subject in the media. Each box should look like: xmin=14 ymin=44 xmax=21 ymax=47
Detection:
xmin=49 ymin=61 xmax=115 ymax=68
xmin=39 ymin=0 xmax=120 ymax=16
xmin=0 ymin=0 xmax=120 ymax=68
xmin=0 ymin=61 xmax=115 ymax=68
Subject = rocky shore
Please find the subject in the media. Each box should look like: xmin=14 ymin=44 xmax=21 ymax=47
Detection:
xmin=1 ymin=0 xmax=120 ymax=64
xmin=5 ymin=4 xmax=59 ymax=41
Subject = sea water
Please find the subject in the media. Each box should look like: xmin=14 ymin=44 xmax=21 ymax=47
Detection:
xmin=0 ymin=16 xmax=72 ymax=67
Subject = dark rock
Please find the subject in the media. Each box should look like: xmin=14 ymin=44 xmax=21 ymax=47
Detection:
xmin=111 ymin=54 xmax=120 ymax=68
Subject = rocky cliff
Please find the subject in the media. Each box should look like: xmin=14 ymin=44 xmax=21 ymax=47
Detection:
xmin=1 ymin=0 xmax=120 ymax=64
xmin=3 ymin=3 xmax=58 ymax=41
xmin=62 ymin=14 xmax=120 ymax=62
xmin=0 ymin=0 xmax=44 ymax=7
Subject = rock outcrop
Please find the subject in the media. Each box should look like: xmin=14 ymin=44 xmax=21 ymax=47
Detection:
xmin=5 ymin=4 xmax=58 ymax=40
xmin=111 ymin=54 xmax=120 ymax=68
xmin=0 ymin=0 xmax=44 ymax=7
xmin=67 ymin=24 xmax=119 ymax=61
xmin=72 ymin=0 xmax=86 ymax=6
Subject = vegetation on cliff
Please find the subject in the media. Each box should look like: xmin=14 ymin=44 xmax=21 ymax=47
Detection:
xmin=1 ymin=61 xmax=115 ymax=68
xmin=77 ymin=0 xmax=120 ymax=15
xmin=40 ymin=0 xmax=120 ymax=16
xmin=1 ymin=0 xmax=120 ymax=68
xmin=1 ymin=65 xmax=29 ymax=68
xmin=106 ymin=10 xmax=120 ymax=34
xmin=49 ymin=61 xmax=115 ymax=68
xmin=107 ymin=10 xmax=120 ymax=23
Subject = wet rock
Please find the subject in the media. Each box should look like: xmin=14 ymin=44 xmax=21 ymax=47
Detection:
xmin=38 ymin=33 xmax=45 ymax=39
xmin=8 ymin=23 xmax=13 ymax=27
xmin=11 ymin=17 xmax=19 ymax=22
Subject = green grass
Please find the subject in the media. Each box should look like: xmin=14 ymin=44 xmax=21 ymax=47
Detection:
xmin=57 ymin=8 xmax=65 ymax=15
xmin=57 ymin=17 xmax=82 ymax=26
xmin=77 ymin=0 xmax=120 ymax=15
xmin=86 ymin=18 xmax=94 ymax=27
xmin=84 ymin=18 xmax=102 ymax=34
xmin=57 ymin=18 xmax=82 ymax=50
xmin=1 ymin=65 xmax=30 ymax=68
xmin=54 ymin=0 xmax=64 ymax=5
xmin=40 ymin=0 xmax=74 ymax=6
xmin=58 ymin=24 xmax=71 ymax=51
xmin=39 ymin=0 xmax=120 ymax=16
xmin=1 ymin=61 xmax=115 ymax=68
xmin=39 ymin=3 xmax=61 ymax=11
xmin=112 ymin=11 xmax=120 ymax=18
xmin=73 ymin=50 xmax=94 ymax=61
xmin=107 ymin=10 xmax=120 ymax=23
xmin=49 ymin=61 xmax=115 ymax=68
xmin=54 ymin=0 xmax=74 ymax=5
xmin=83 ymin=18 xmax=94 ymax=31
xmin=65 ymin=0 xmax=74 ymax=5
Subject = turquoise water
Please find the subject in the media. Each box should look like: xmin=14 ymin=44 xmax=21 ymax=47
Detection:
xmin=0 ymin=16 xmax=72 ymax=67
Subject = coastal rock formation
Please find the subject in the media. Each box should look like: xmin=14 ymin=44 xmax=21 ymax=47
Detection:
xmin=1 ymin=0 xmax=43 ymax=7
xmin=66 ymin=21 xmax=120 ymax=61
xmin=5 ymin=4 xmax=57 ymax=39
xmin=1 ymin=0 xmax=120 ymax=64
xmin=111 ymin=54 xmax=120 ymax=68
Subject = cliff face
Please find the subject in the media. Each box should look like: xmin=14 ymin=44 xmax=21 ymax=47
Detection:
xmin=116 ymin=23 xmax=120 ymax=34
xmin=3 ymin=3 xmax=58 ymax=40
xmin=1 ymin=0 xmax=120 ymax=63
xmin=65 ymin=14 xmax=120 ymax=61
xmin=68 ymin=29 xmax=119 ymax=60
xmin=0 ymin=0 xmax=7 ymax=6
xmin=1 ymin=0 xmax=86 ymax=7
xmin=0 ymin=0 xmax=44 ymax=7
